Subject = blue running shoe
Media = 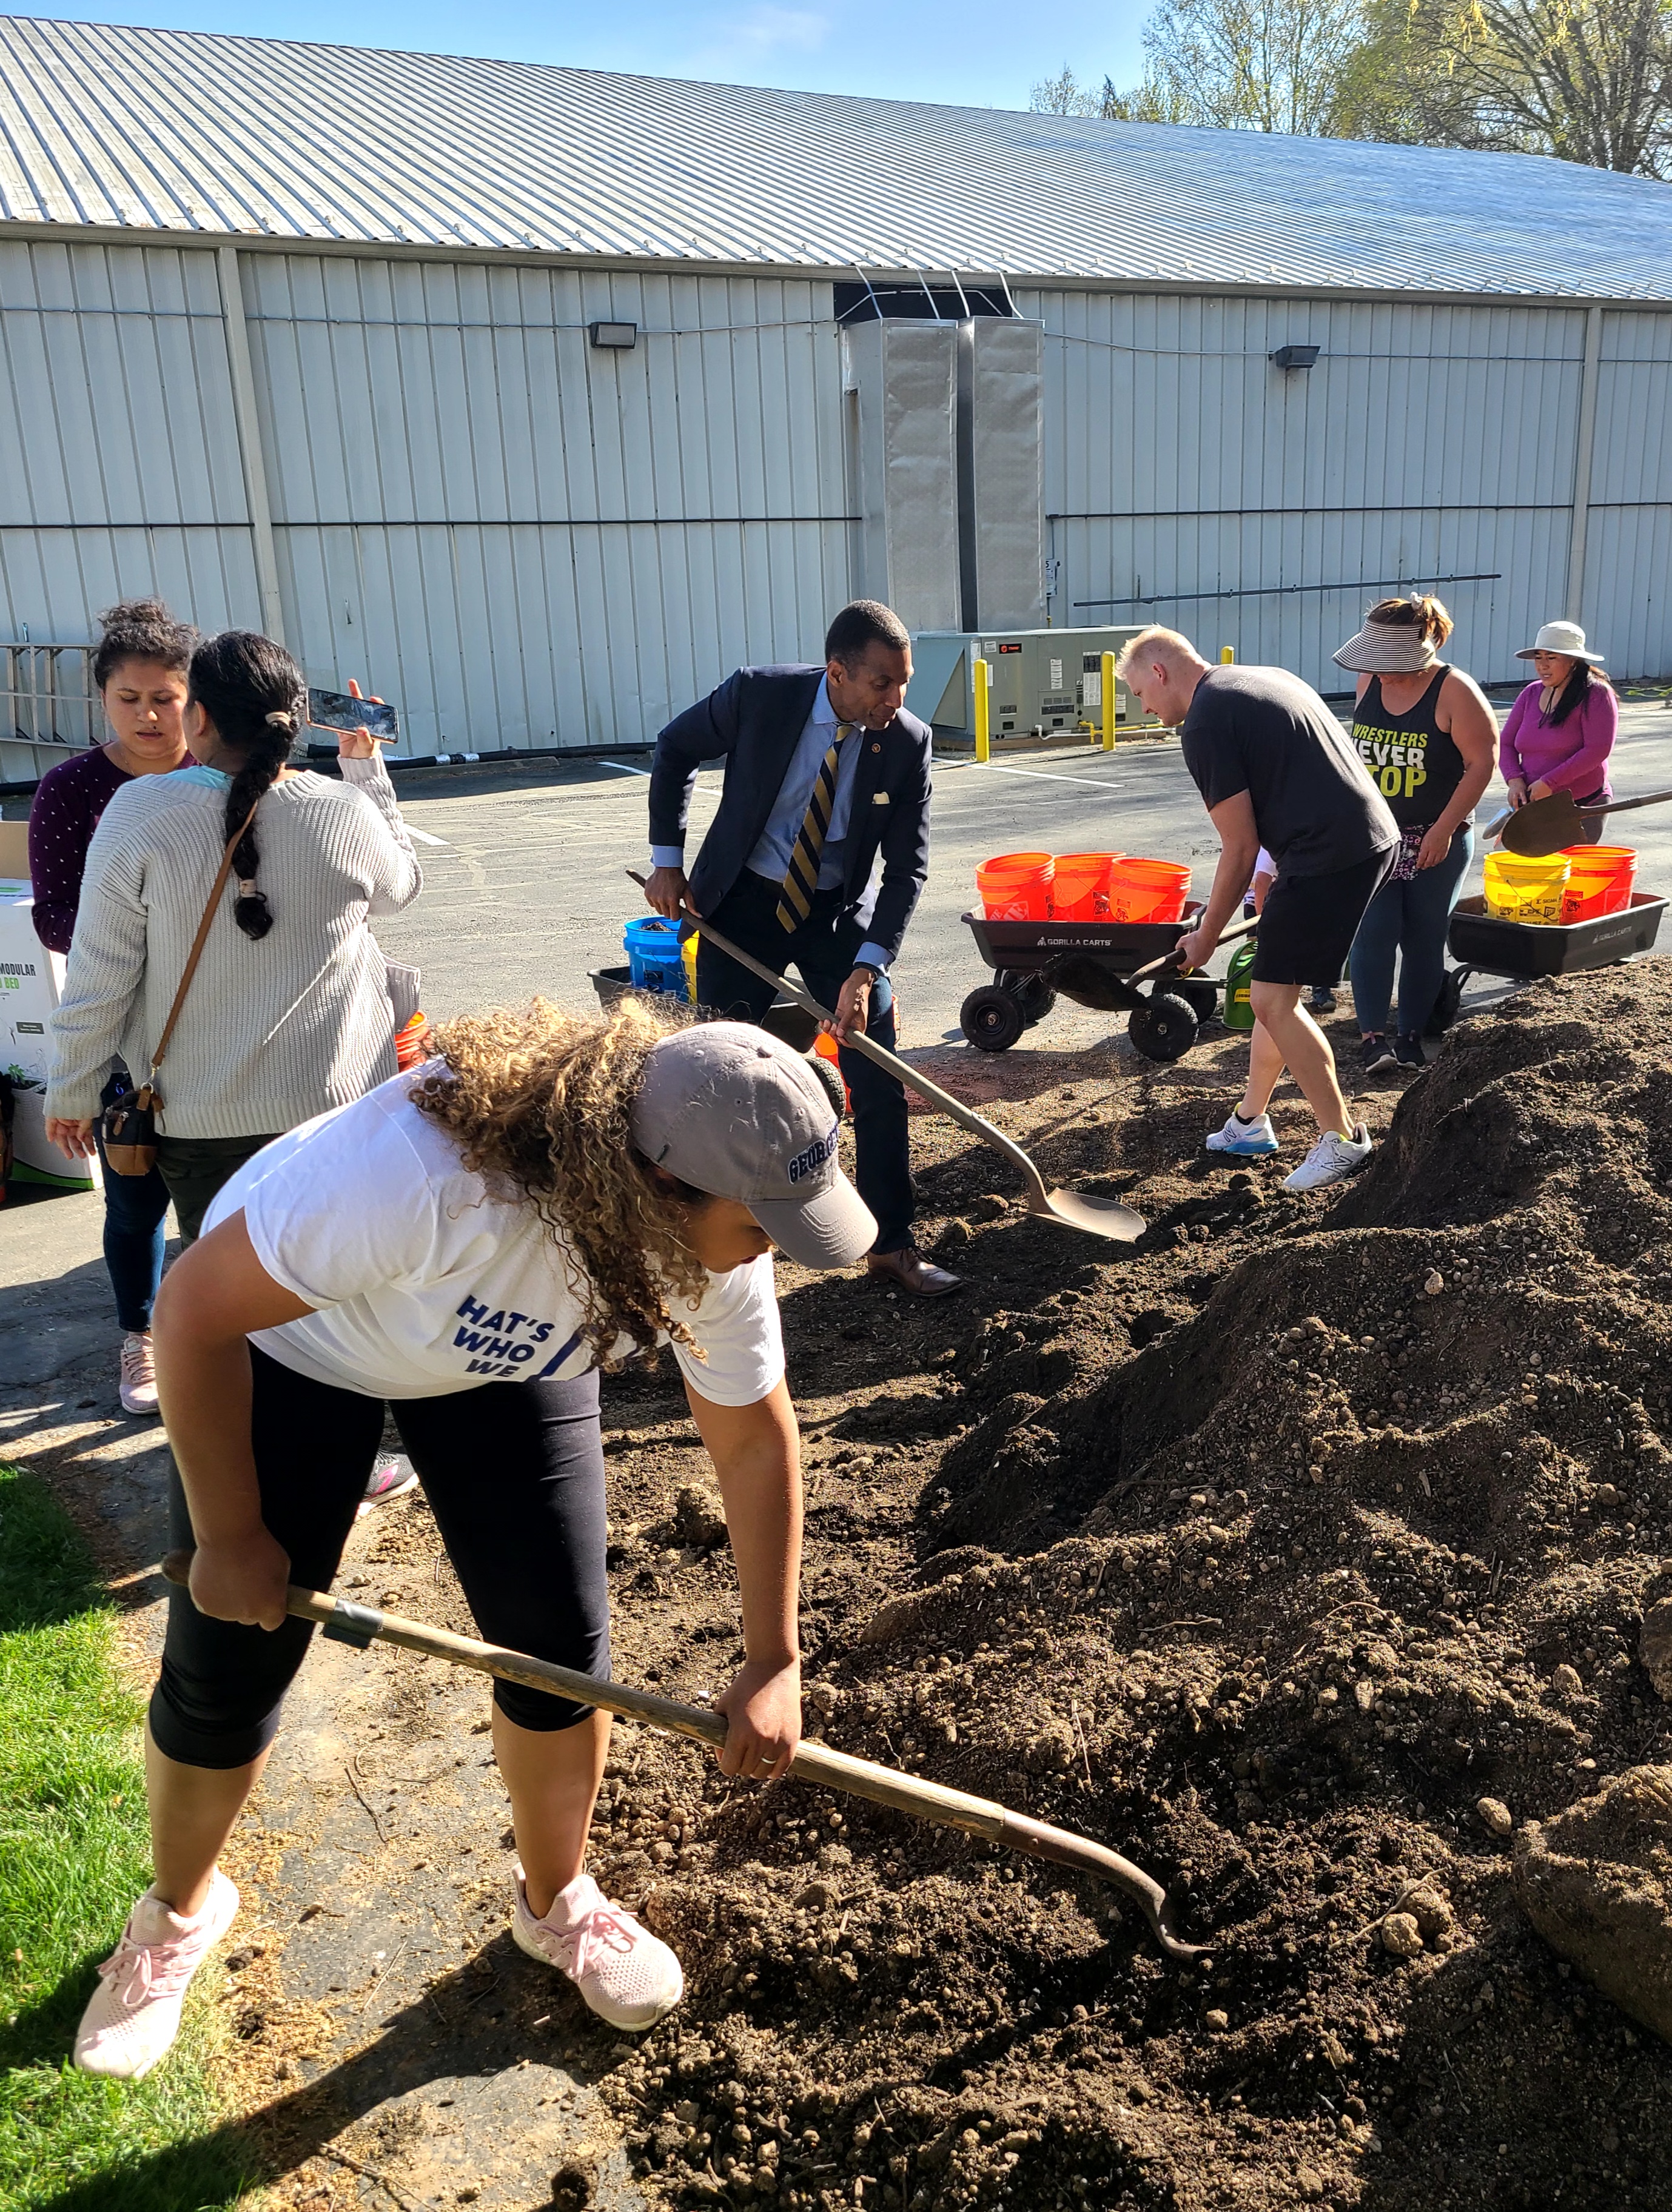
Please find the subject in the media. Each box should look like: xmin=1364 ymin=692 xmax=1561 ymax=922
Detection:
xmin=1205 ymin=1110 xmax=1280 ymax=1158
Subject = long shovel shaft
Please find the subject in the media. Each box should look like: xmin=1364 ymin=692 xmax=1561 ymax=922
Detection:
xmin=629 ymin=874 xmax=1053 ymax=1204
xmin=158 ymin=1552 xmax=1199 ymax=1957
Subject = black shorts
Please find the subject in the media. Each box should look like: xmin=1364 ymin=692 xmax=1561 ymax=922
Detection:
xmin=150 ymin=1349 xmax=611 ymax=1769
xmin=1252 ymin=849 xmax=1394 ymax=988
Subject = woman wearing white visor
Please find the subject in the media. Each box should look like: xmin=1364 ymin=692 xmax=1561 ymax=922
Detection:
xmin=73 ymin=1000 xmax=873 ymax=2079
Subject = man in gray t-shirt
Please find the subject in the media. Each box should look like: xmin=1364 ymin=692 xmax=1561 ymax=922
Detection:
xmin=1118 ymin=630 xmax=1395 ymax=1195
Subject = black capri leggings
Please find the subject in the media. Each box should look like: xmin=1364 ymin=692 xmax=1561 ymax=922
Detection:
xmin=150 ymin=1347 xmax=611 ymax=1770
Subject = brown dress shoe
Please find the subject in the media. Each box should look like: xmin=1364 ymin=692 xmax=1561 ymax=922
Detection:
xmin=866 ymin=1245 xmax=964 ymax=1298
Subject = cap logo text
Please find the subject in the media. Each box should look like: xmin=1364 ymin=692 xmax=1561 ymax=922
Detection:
xmin=787 ymin=1125 xmax=839 ymax=1184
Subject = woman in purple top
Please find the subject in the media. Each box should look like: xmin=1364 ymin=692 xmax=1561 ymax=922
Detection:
xmin=29 ymin=598 xmax=196 ymax=1415
xmin=1500 ymin=621 xmax=1618 ymax=843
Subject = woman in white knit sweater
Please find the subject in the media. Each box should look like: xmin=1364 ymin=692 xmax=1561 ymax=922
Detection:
xmin=46 ymin=631 xmax=421 ymax=1240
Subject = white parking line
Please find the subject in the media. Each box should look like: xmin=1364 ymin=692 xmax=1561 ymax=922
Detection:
xmin=406 ymin=827 xmax=449 ymax=846
xmin=601 ymin=760 xmax=652 ymax=776
xmin=975 ymin=763 xmax=1124 ymax=793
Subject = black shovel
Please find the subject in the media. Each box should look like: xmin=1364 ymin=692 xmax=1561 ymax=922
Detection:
xmin=1489 ymin=785 xmax=1672 ymax=857
xmin=627 ymin=874 xmax=1145 ymax=1244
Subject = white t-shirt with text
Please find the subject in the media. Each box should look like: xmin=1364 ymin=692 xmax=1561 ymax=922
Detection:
xmin=202 ymin=1075 xmax=784 ymax=1406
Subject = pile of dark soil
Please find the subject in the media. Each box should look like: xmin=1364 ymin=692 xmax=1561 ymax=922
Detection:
xmin=256 ymin=972 xmax=1672 ymax=2210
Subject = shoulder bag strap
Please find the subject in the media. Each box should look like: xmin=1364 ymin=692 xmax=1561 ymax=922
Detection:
xmin=146 ymin=800 xmax=259 ymax=1087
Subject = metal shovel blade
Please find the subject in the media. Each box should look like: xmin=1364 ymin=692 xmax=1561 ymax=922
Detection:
xmin=630 ymin=874 xmax=1146 ymax=1244
xmin=1029 ymin=1185 xmax=1147 ymax=1239
xmin=1497 ymin=789 xmax=1585 ymax=856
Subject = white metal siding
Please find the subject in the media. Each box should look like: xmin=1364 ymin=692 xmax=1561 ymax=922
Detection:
xmin=0 ymin=238 xmax=260 ymax=686
xmin=241 ymin=255 xmax=855 ymax=751
xmin=1582 ymin=310 xmax=1672 ymax=677
xmin=1027 ymin=288 xmax=1672 ymax=687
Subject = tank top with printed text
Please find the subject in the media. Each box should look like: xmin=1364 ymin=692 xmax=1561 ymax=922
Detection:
xmin=1351 ymin=666 xmax=1468 ymax=831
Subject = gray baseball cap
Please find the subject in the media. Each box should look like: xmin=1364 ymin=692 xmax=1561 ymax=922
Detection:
xmin=630 ymin=1022 xmax=876 ymax=1269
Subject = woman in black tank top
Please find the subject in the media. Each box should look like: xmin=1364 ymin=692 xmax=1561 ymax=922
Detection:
xmin=1332 ymin=597 xmax=1499 ymax=1071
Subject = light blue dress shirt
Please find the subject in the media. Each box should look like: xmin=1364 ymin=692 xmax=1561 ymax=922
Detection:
xmin=653 ymin=674 xmax=890 ymax=970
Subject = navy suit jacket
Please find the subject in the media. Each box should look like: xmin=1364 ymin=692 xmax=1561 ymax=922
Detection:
xmin=648 ymin=665 xmax=932 ymax=967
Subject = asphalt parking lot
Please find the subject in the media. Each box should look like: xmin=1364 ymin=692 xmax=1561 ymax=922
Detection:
xmin=373 ymin=694 xmax=1672 ymax=1048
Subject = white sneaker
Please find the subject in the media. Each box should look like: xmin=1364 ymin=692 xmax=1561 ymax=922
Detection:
xmin=1204 ymin=1110 xmax=1280 ymax=1157
xmin=118 ymin=1331 xmax=159 ymax=1416
xmin=1283 ymin=1122 xmax=1373 ymax=1192
xmin=511 ymin=1867 xmax=683 ymax=2031
xmin=74 ymin=1870 xmax=239 ymax=2079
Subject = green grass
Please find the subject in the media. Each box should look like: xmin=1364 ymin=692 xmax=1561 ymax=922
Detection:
xmin=0 ymin=1467 xmax=253 ymax=2211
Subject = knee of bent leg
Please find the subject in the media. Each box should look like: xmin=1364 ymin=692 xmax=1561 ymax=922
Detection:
xmin=1248 ymin=979 xmax=1300 ymax=1023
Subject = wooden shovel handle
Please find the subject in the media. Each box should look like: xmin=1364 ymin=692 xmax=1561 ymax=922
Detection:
xmin=158 ymin=1550 xmax=1203 ymax=1958
xmin=627 ymin=873 xmax=1053 ymax=1206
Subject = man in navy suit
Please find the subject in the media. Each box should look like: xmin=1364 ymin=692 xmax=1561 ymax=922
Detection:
xmin=645 ymin=599 xmax=961 ymax=1297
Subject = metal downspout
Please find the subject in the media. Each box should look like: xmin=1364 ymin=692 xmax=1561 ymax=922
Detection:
xmin=1566 ymin=303 xmax=1604 ymax=625
xmin=217 ymin=244 xmax=286 ymax=645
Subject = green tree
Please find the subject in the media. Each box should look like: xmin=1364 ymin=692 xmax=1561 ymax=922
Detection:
xmin=1341 ymin=0 xmax=1672 ymax=173
xmin=1104 ymin=0 xmax=1370 ymax=131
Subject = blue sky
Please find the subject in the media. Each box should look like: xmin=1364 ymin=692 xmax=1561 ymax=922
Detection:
xmin=12 ymin=2 xmax=1149 ymax=107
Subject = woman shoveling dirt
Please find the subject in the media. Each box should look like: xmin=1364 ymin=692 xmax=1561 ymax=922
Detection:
xmin=73 ymin=1000 xmax=876 ymax=2079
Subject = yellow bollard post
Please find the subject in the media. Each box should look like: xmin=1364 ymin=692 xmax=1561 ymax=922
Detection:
xmin=1220 ymin=646 xmax=1235 ymax=664
xmin=1101 ymin=651 xmax=1116 ymax=751
xmin=973 ymin=655 xmax=991 ymax=764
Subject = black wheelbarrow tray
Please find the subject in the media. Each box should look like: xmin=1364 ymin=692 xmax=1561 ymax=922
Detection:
xmin=1445 ymin=890 xmax=1667 ymax=996
xmin=958 ymin=905 xmax=1218 ymax=1062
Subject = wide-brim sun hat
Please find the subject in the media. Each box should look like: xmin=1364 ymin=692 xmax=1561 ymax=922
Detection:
xmin=1516 ymin=620 xmax=1605 ymax=665
xmin=1332 ymin=618 xmax=1441 ymax=674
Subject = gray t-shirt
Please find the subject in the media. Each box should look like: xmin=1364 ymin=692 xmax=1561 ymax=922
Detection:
xmin=1181 ymin=665 xmax=1398 ymax=877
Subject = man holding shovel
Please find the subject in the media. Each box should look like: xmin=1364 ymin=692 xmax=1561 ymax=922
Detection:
xmin=644 ymin=600 xmax=960 ymax=1297
xmin=1118 ymin=629 xmax=1398 ymax=1191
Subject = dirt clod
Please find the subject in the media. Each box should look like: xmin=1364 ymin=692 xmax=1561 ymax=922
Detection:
xmin=1640 ymin=1597 xmax=1672 ymax=1699
xmin=1477 ymin=1795 xmax=1515 ymax=1837
xmin=1383 ymin=1912 xmax=1425 ymax=1957
xmin=1515 ymin=1765 xmax=1672 ymax=2042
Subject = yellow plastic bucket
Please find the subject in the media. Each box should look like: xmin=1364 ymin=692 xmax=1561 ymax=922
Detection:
xmin=1483 ymin=850 xmax=1570 ymax=926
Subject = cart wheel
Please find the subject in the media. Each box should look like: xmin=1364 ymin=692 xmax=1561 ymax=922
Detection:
xmin=1127 ymin=991 xmax=1200 ymax=1063
xmin=1175 ymin=977 xmax=1218 ymax=1024
xmin=1016 ymin=976 xmax=1058 ymax=1028
xmin=805 ymin=1051 xmax=847 ymax=1119
xmin=961 ymin=984 xmax=1026 ymax=1053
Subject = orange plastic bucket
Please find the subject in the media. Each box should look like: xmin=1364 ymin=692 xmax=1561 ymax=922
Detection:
xmin=1049 ymin=852 xmax=1121 ymax=920
xmin=977 ymin=851 xmax=1055 ymax=921
xmin=1106 ymin=856 xmax=1192 ymax=925
xmin=1560 ymin=844 xmax=1636 ymax=921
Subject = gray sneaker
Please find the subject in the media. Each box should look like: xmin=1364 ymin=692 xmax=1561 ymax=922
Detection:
xmin=1283 ymin=1122 xmax=1373 ymax=1193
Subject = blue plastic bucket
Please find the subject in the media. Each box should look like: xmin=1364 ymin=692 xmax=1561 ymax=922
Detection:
xmin=623 ymin=916 xmax=688 ymax=998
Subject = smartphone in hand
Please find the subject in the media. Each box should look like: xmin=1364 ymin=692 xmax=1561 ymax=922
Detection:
xmin=307 ymin=686 xmax=400 ymax=742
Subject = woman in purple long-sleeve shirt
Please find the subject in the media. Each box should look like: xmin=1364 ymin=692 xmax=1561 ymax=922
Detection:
xmin=1500 ymin=621 xmax=1618 ymax=842
xmin=28 ymin=598 xmax=196 ymax=1413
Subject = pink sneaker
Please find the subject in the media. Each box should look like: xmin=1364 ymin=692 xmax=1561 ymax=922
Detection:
xmin=118 ymin=1332 xmax=159 ymax=1416
xmin=74 ymin=1869 xmax=239 ymax=2079
xmin=511 ymin=1868 xmax=683 ymax=2031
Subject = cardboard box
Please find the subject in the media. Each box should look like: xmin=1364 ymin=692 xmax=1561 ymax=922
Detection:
xmin=2 ymin=886 xmax=99 ymax=1193
xmin=0 ymin=819 xmax=29 ymax=900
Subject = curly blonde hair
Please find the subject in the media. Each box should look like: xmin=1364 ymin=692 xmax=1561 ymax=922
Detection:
xmin=411 ymin=996 xmax=711 ymax=1367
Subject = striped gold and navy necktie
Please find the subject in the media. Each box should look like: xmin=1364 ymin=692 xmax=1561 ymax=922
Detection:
xmin=776 ymin=722 xmax=854 ymax=930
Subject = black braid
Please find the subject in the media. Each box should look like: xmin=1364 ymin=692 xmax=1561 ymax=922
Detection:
xmin=186 ymin=631 xmax=306 ymax=943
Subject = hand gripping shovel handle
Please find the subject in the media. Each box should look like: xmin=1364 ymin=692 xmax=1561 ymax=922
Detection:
xmin=1124 ymin=909 xmax=1259 ymax=985
xmin=628 ymin=873 xmax=1056 ymax=1210
xmin=159 ymin=1549 xmax=1201 ymax=1959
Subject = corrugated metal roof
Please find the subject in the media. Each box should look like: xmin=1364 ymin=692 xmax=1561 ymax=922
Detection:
xmin=1 ymin=13 xmax=1670 ymax=297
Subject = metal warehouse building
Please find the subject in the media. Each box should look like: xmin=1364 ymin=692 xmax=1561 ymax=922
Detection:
xmin=2 ymin=13 xmax=1670 ymax=774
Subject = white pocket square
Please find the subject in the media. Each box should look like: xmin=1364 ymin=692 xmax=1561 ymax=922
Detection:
xmin=871 ymin=791 xmax=890 ymax=805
